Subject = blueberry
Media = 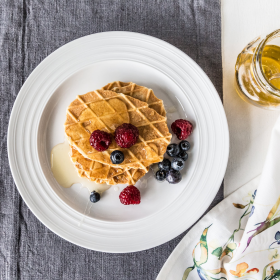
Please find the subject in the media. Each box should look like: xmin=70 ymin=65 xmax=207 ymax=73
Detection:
xmin=171 ymin=157 xmax=185 ymax=171
xmin=179 ymin=140 xmax=190 ymax=151
xmin=178 ymin=150 xmax=188 ymax=161
xmin=166 ymin=169 xmax=182 ymax=184
xmin=110 ymin=150 xmax=124 ymax=164
xmin=166 ymin=143 xmax=180 ymax=157
xmin=90 ymin=191 xmax=100 ymax=203
xmin=158 ymin=158 xmax=171 ymax=171
xmin=155 ymin=170 xmax=166 ymax=181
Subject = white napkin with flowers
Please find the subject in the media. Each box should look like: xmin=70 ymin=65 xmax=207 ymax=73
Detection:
xmin=157 ymin=115 xmax=280 ymax=279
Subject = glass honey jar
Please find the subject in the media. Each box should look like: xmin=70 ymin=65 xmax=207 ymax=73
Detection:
xmin=235 ymin=29 xmax=280 ymax=109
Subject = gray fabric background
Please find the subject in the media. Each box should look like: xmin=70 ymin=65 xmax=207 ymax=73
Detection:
xmin=0 ymin=0 xmax=223 ymax=279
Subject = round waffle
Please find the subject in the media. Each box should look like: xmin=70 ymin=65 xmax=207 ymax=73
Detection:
xmin=65 ymin=82 xmax=171 ymax=185
xmin=65 ymin=89 xmax=171 ymax=170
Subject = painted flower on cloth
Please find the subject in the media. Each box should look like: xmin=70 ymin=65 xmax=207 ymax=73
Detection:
xmin=252 ymin=189 xmax=257 ymax=200
xmin=269 ymin=231 xmax=280 ymax=249
xmin=229 ymin=262 xmax=259 ymax=278
xmin=249 ymin=205 xmax=255 ymax=217
xmin=242 ymin=189 xmax=257 ymax=204
xmin=181 ymin=194 xmax=280 ymax=280
xmin=244 ymin=196 xmax=280 ymax=252
xmin=268 ymin=249 xmax=280 ymax=261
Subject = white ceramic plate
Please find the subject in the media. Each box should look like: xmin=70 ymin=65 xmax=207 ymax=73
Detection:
xmin=8 ymin=32 xmax=229 ymax=253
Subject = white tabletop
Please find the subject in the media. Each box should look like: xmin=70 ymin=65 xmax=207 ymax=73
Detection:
xmin=222 ymin=0 xmax=280 ymax=196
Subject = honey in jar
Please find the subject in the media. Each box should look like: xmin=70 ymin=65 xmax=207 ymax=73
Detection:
xmin=235 ymin=29 xmax=280 ymax=109
xmin=262 ymin=45 xmax=280 ymax=90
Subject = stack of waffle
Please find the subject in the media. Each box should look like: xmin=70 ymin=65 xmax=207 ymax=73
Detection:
xmin=64 ymin=81 xmax=172 ymax=185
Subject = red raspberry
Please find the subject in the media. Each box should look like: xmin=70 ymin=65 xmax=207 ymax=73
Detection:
xmin=115 ymin=123 xmax=139 ymax=148
xmin=171 ymin=119 xmax=193 ymax=140
xmin=89 ymin=130 xmax=112 ymax=151
xmin=119 ymin=185 xmax=141 ymax=205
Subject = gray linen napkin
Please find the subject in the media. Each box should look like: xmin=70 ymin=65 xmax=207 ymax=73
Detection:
xmin=0 ymin=0 xmax=222 ymax=279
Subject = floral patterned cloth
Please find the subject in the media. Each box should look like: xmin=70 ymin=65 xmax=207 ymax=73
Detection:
xmin=157 ymin=116 xmax=280 ymax=280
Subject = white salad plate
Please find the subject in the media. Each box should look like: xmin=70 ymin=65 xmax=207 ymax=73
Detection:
xmin=8 ymin=32 xmax=229 ymax=253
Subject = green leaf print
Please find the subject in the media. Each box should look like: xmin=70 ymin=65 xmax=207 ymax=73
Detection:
xmin=212 ymin=243 xmax=237 ymax=260
xmin=182 ymin=191 xmax=258 ymax=280
xmin=220 ymin=243 xmax=237 ymax=259
xmin=195 ymin=226 xmax=211 ymax=266
xmin=182 ymin=266 xmax=194 ymax=280
xmin=183 ymin=226 xmax=228 ymax=280
xmin=212 ymin=247 xmax=222 ymax=258
xmin=263 ymin=260 xmax=280 ymax=279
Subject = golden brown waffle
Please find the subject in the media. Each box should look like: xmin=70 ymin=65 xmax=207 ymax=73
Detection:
xmin=102 ymin=81 xmax=166 ymax=117
xmin=67 ymin=83 xmax=168 ymax=185
xmin=69 ymin=146 xmax=147 ymax=185
xmin=66 ymin=83 xmax=170 ymax=185
xmin=65 ymin=89 xmax=171 ymax=171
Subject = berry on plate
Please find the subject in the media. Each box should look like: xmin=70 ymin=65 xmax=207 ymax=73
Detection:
xmin=89 ymin=130 xmax=112 ymax=152
xmin=171 ymin=119 xmax=193 ymax=140
xmin=158 ymin=158 xmax=171 ymax=171
xmin=178 ymin=150 xmax=188 ymax=161
xmin=115 ymin=123 xmax=139 ymax=148
xmin=166 ymin=143 xmax=180 ymax=157
xmin=166 ymin=169 xmax=182 ymax=184
xmin=119 ymin=185 xmax=141 ymax=205
xmin=110 ymin=150 xmax=124 ymax=164
xmin=171 ymin=157 xmax=185 ymax=171
xmin=179 ymin=140 xmax=191 ymax=151
xmin=155 ymin=170 xmax=167 ymax=181
xmin=90 ymin=191 xmax=101 ymax=203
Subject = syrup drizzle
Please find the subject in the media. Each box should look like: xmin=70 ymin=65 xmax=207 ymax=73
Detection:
xmin=50 ymin=141 xmax=111 ymax=194
xmin=78 ymin=200 xmax=92 ymax=227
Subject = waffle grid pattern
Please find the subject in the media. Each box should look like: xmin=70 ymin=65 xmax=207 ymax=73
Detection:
xmin=70 ymin=146 xmax=147 ymax=185
xmin=65 ymin=82 xmax=171 ymax=185
xmin=102 ymin=81 xmax=166 ymax=116
xmin=65 ymin=90 xmax=171 ymax=169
